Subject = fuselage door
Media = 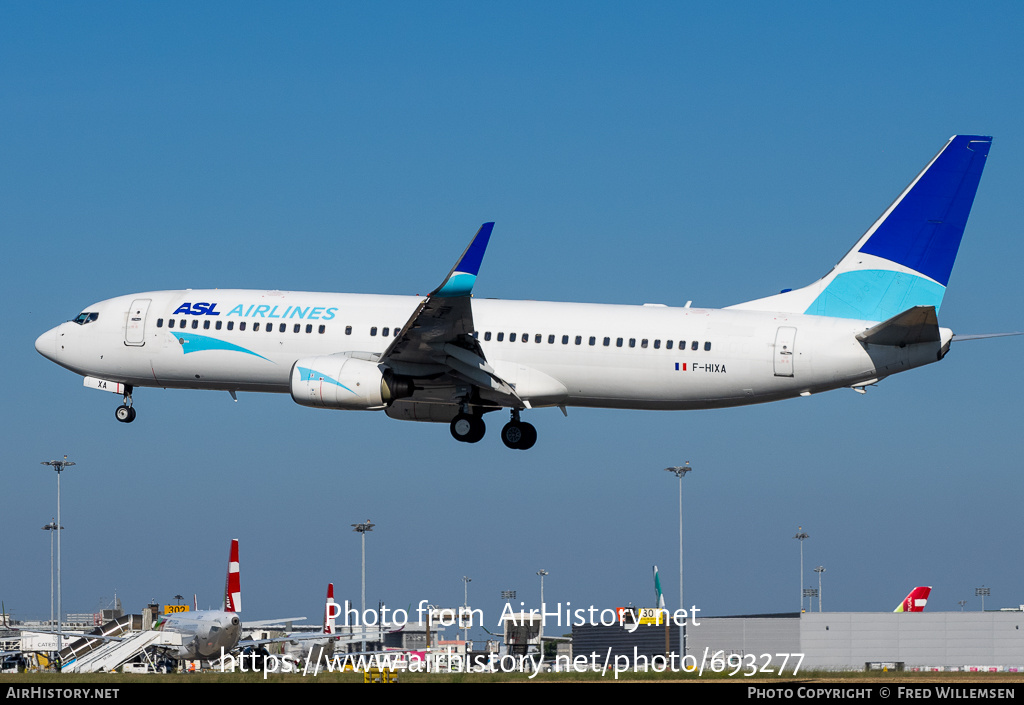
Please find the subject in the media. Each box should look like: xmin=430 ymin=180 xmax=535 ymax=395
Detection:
xmin=773 ymin=326 xmax=797 ymax=377
xmin=125 ymin=298 xmax=151 ymax=346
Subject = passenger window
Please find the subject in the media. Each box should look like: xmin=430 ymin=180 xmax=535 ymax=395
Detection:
xmin=497 ymin=332 xmax=504 ymax=342
xmin=629 ymin=338 xmax=636 ymax=348
xmin=203 ymin=320 xmax=210 ymax=330
xmin=666 ymin=340 xmax=673 ymax=349
xmin=679 ymin=340 xmax=686 ymax=350
xmin=319 ymin=325 xmax=325 ymax=334
xmin=603 ymin=337 xmax=610 ymax=346
xmin=616 ymin=337 xmax=623 ymax=347
xmin=293 ymin=324 xmax=300 ymax=333
xmin=382 ymin=327 xmax=389 ymax=337
xmin=179 ymin=319 xmax=186 ymax=328
xmin=704 ymin=341 xmax=712 ymax=351
xmin=192 ymin=320 xmax=199 ymax=329
xmin=345 ymin=325 xmax=352 ymax=335
xmin=277 ymin=323 xmax=285 ymax=333
xmin=562 ymin=335 xmax=569 ymax=344
xmin=510 ymin=333 xmax=517 ymax=342
xmin=535 ymin=334 xmax=542 ymax=343
xmin=641 ymin=339 xmax=648 ymax=348
xmin=691 ymin=341 xmax=699 ymax=351
xmin=227 ymin=321 xmax=234 ymax=331
xmin=548 ymin=335 xmax=555 ymax=344
xmin=306 ymin=324 xmax=313 ymax=333
xmin=216 ymin=321 xmax=223 ymax=330
xmin=654 ymin=339 xmax=661 ymax=349
xmin=522 ymin=334 xmax=528 ymax=343
xmin=253 ymin=322 xmax=260 ymax=331
xmin=575 ymin=336 xmax=582 ymax=345
xmin=589 ymin=336 xmax=596 ymax=346
xmin=370 ymin=327 xmax=377 ymax=336
xmin=484 ymin=332 xmax=492 ymax=341
xmin=239 ymin=322 xmax=247 ymax=331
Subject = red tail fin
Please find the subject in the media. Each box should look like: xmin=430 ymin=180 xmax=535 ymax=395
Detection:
xmin=224 ymin=539 xmax=241 ymax=613
xmin=323 ymin=583 xmax=335 ymax=634
xmin=895 ymin=586 xmax=931 ymax=612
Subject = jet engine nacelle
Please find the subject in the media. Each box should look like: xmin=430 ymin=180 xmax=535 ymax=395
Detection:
xmin=289 ymin=356 xmax=412 ymax=410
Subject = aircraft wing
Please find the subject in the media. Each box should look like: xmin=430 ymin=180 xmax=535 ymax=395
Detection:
xmin=379 ymin=223 xmax=525 ymax=408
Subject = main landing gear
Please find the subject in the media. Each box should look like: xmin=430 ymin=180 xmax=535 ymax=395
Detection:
xmin=449 ymin=411 xmax=485 ymax=444
xmin=115 ymin=386 xmax=136 ymax=423
xmin=449 ymin=408 xmax=537 ymax=450
xmin=500 ymin=410 xmax=536 ymax=450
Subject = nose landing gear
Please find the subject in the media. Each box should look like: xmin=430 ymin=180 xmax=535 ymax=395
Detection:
xmin=115 ymin=386 xmax=136 ymax=423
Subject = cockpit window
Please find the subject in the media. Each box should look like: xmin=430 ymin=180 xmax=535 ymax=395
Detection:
xmin=73 ymin=312 xmax=99 ymax=325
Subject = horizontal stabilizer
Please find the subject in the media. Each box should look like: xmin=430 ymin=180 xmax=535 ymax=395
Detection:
xmin=856 ymin=306 xmax=940 ymax=347
xmin=951 ymin=331 xmax=1024 ymax=342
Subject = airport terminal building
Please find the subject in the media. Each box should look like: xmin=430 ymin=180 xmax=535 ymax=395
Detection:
xmin=574 ymin=611 xmax=1024 ymax=671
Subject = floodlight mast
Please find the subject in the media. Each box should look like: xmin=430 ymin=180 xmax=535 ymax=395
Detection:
xmin=664 ymin=462 xmax=693 ymax=655
xmin=352 ymin=520 xmax=374 ymax=649
xmin=793 ymin=527 xmax=809 ymax=612
xmin=41 ymin=456 xmax=75 ymax=657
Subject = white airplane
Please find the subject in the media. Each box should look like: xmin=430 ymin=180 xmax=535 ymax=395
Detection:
xmin=151 ymin=539 xmax=244 ymax=661
xmin=35 ymin=135 xmax=1007 ymax=449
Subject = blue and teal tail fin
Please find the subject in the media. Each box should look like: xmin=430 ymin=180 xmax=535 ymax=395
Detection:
xmin=729 ymin=135 xmax=991 ymax=321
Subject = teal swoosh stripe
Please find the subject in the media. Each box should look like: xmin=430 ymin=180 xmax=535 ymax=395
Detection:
xmin=173 ymin=332 xmax=273 ymax=362
xmin=297 ymin=366 xmax=356 ymax=395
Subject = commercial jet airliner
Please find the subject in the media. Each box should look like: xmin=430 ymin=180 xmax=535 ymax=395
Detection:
xmin=35 ymin=135 xmax=1005 ymax=449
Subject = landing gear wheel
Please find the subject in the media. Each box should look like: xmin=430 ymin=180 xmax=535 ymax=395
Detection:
xmin=450 ymin=413 xmax=485 ymax=443
xmin=115 ymin=405 xmax=135 ymax=423
xmin=501 ymin=421 xmax=537 ymax=450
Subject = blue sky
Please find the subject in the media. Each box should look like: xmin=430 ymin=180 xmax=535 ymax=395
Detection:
xmin=3 ymin=2 xmax=1022 ymax=638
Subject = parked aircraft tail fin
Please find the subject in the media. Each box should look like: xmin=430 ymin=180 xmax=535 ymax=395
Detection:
xmin=324 ymin=583 xmax=335 ymax=635
xmin=223 ymin=539 xmax=241 ymax=613
xmin=895 ymin=586 xmax=931 ymax=613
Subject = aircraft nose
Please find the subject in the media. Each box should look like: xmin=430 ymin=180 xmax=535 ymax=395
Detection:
xmin=35 ymin=327 xmax=59 ymax=361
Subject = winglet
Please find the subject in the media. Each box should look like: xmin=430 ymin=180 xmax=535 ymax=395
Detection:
xmin=430 ymin=223 xmax=494 ymax=297
xmin=224 ymin=539 xmax=241 ymax=613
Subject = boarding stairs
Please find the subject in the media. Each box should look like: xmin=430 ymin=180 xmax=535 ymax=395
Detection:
xmin=62 ymin=630 xmax=182 ymax=673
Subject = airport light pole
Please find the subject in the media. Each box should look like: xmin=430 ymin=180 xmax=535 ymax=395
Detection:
xmin=814 ymin=566 xmax=825 ymax=612
xmin=41 ymin=456 xmax=75 ymax=656
xmin=42 ymin=520 xmax=63 ymax=628
xmin=352 ymin=520 xmax=374 ymax=648
xmin=462 ymin=576 xmax=472 ymax=643
xmin=793 ymin=527 xmax=809 ymax=612
xmin=664 ymin=462 xmax=693 ymax=656
xmin=536 ymin=569 xmax=548 ymax=608
xmin=976 ymin=586 xmax=990 ymax=612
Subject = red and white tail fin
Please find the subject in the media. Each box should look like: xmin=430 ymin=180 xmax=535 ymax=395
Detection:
xmin=223 ymin=539 xmax=241 ymax=613
xmin=894 ymin=586 xmax=931 ymax=612
xmin=323 ymin=583 xmax=335 ymax=634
